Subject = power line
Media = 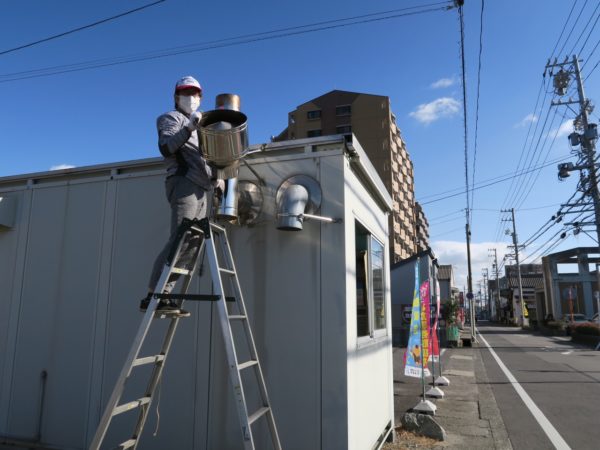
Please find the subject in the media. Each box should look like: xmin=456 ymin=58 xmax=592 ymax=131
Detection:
xmin=0 ymin=2 xmax=453 ymax=83
xmin=556 ymin=0 xmax=589 ymax=58
xmin=581 ymin=37 xmax=600 ymax=70
xmin=470 ymin=0 xmax=485 ymax=224
xmin=514 ymin=106 xmax=568 ymax=209
xmin=428 ymin=209 xmax=465 ymax=221
xmin=549 ymin=0 xmax=580 ymax=61
xmin=429 ymin=215 xmax=465 ymax=226
xmin=569 ymin=1 xmax=600 ymax=55
xmin=457 ymin=1 xmax=470 ymax=221
xmin=521 ymin=191 xmax=587 ymax=249
xmin=502 ymin=85 xmax=554 ymax=209
xmin=499 ymin=79 xmax=547 ymax=211
xmin=0 ymin=0 xmax=167 ymax=57
xmin=429 ymin=226 xmax=465 ymax=240
xmin=419 ymin=156 xmax=571 ymax=205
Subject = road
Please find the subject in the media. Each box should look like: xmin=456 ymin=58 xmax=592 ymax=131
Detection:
xmin=477 ymin=323 xmax=600 ymax=450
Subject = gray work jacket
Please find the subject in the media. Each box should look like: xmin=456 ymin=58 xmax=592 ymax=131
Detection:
xmin=156 ymin=109 xmax=213 ymax=189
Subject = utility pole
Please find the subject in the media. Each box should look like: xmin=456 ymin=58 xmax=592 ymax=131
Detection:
xmin=482 ymin=268 xmax=489 ymax=319
xmin=488 ymin=248 xmax=500 ymax=321
xmin=548 ymin=55 xmax=600 ymax=248
xmin=502 ymin=208 xmax=526 ymax=327
xmin=465 ymin=220 xmax=475 ymax=339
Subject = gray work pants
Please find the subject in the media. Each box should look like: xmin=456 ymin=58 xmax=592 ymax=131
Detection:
xmin=148 ymin=176 xmax=208 ymax=294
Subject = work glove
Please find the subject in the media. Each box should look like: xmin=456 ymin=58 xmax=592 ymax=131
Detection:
xmin=186 ymin=111 xmax=203 ymax=131
xmin=214 ymin=178 xmax=225 ymax=193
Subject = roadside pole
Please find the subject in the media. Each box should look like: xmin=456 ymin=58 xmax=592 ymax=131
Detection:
xmin=503 ymin=208 xmax=526 ymax=327
xmin=434 ymin=274 xmax=450 ymax=386
xmin=426 ymin=263 xmax=444 ymax=398
xmin=413 ymin=258 xmax=436 ymax=414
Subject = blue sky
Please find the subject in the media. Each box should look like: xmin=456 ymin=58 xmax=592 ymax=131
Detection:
xmin=2 ymin=0 xmax=599 ymax=288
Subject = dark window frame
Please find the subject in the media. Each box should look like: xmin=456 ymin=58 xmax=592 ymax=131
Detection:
xmin=336 ymin=124 xmax=352 ymax=134
xmin=307 ymin=110 xmax=322 ymax=120
xmin=336 ymin=104 xmax=352 ymax=116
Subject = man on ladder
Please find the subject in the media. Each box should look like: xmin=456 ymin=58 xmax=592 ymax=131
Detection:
xmin=89 ymin=77 xmax=281 ymax=450
xmin=140 ymin=75 xmax=224 ymax=316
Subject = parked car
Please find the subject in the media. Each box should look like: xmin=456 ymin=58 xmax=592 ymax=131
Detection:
xmin=590 ymin=313 xmax=599 ymax=324
xmin=562 ymin=313 xmax=589 ymax=334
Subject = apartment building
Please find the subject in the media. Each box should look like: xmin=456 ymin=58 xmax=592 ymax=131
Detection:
xmin=274 ymin=90 xmax=427 ymax=262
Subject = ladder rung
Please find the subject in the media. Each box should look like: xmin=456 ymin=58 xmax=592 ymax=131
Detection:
xmin=171 ymin=267 xmax=190 ymax=275
xmin=247 ymin=407 xmax=270 ymax=426
xmin=210 ymin=222 xmax=226 ymax=233
xmin=238 ymin=360 xmax=258 ymax=371
xmin=190 ymin=224 xmax=204 ymax=234
xmin=132 ymin=354 xmax=165 ymax=367
xmin=219 ymin=268 xmax=236 ymax=275
xmin=153 ymin=293 xmax=236 ymax=302
xmin=112 ymin=396 xmax=151 ymax=417
xmin=115 ymin=439 xmax=137 ymax=449
xmin=229 ymin=315 xmax=247 ymax=320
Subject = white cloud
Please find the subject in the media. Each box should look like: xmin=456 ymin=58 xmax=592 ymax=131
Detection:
xmin=430 ymin=77 xmax=456 ymax=89
xmin=50 ymin=164 xmax=76 ymax=171
xmin=547 ymin=119 xmax=573 ymax=138
xmin=515 ymin=113 xmax=538 ymax=128
xmin=431 ymin=240 xmax=509 ymax=291
xmin=409 ymin=97 xmax=461 ymax=124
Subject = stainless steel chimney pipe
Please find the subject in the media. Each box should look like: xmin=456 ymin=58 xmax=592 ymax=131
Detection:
xmin=210 ymin=94 xmax=243 ymax=220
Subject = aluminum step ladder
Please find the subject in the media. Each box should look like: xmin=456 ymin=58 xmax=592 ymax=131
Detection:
xmin=89 ymin=218 xmax=281 ymax=450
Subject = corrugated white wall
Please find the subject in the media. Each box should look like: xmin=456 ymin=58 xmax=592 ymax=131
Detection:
xmin=0 ymin=144 xmax=392 ymax=450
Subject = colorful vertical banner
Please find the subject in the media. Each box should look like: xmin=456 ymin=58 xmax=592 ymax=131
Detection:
xmin=404 ymin=264 xmax=431 ymax=378
xmin=429 ymin=280 xmax=440 ymax=362
xmin=420 ymin=280 xmax=431 ymax=365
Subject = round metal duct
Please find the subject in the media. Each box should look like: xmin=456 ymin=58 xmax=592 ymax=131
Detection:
xmin=275 ymin=175 xmax=322 ymax=231
xmin=199 ymin=109 xmax=249 ymax=171
xmin=237 ymin=181 xmax=264 ymax=226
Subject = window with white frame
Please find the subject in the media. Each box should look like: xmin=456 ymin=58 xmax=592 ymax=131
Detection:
xmin=356 ymin=221 xmax=387 ymax=338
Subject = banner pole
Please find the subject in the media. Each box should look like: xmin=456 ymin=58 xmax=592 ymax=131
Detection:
xmin=434 ymin=267 xmax=450 ymax=387
xmin=413 ymin=257 xmax=436 ymax=414
xmin=419 ymin=259 xmax=426 ymax=401
xmin=426 ymin=262 xmax=445 ymax=397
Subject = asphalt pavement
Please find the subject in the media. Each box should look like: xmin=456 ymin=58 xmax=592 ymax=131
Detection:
xmin=477 ymin=323 xmax=600 ymax=450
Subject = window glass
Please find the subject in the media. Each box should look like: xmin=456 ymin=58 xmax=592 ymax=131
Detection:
xmin=336 ymin=105 xmax=352 ymax=116
xmin=356 ymin=221 xmax=387 ymax=338
xmin=356 ymin=223 xmax=370 ymax=337
xmin=371 ymin=237 xmax=386 ymax=330
xmin=307 ymin=110 xmax=321 ymax=120
xmin=307 ymin=129 xmax=322 ymax=137
xmin=336 ymin=125 xmax=352 ymax=134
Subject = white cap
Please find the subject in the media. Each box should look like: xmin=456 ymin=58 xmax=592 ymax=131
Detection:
xmin=175 ymin=76 xmax=202 ymax=94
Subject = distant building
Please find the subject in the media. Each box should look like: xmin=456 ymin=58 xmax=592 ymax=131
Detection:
xmin=541 ymin=247 xmax=600 ymax=321
xmin=389 ymin=248 xmax=438 ymax=346
xmin=437 ymin=264 xmax=456 ymax=303
xmin=414 ymin=202 xmax=430 ymax=253
xmin=497 ymin=264 xmax=544 ymax=325
xmin=275 ymin=90 xmax=427 ymax=262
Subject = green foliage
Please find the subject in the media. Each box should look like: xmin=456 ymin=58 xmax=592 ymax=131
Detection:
xmin=572 ymin=323 xmax=600 ymax=336
xmin=444 ymin=299 xmax=459 ymax=325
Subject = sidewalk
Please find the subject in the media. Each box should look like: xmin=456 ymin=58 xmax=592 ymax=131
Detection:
xmin=386 ymin=343 xmax=512 ymax=449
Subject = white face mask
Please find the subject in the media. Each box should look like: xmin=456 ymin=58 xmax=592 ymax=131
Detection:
xmin=177 ymin=95 xmax=200 ymax=114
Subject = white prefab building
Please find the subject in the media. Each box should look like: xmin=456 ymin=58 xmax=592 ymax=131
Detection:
xmin=0 ymin=135 xmax=393 ymax=450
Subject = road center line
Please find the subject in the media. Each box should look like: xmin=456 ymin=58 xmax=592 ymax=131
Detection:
xmin=477 ymin=331 xmax=571 ymax=450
